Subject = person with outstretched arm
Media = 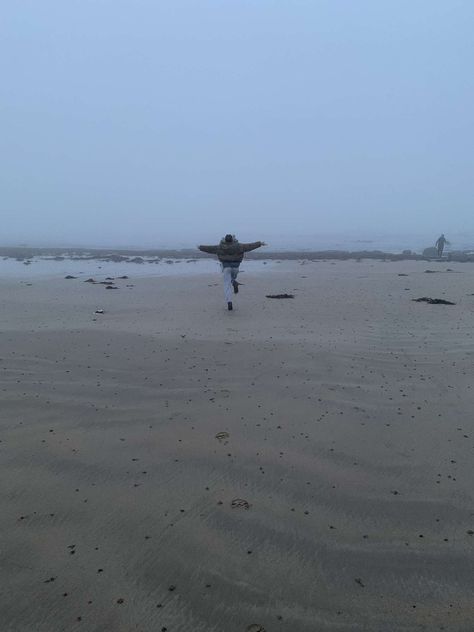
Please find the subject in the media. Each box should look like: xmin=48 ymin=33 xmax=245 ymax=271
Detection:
xmin=198 ymin=234 xmax=266 ymax=310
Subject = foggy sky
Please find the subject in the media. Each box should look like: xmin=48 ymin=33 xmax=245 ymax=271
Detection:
xmin=1 ymin=1 xmax=473 ymax=248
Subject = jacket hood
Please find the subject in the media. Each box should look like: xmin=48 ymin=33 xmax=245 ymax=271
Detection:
xmin=220 ymin=236 xmax=239 ymax=245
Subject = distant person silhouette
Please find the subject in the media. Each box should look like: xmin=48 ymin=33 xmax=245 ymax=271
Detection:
xmin=198 ymin=235 xmax=266 ymax=310
xmin=435 ymin=234 xmax=447 ymax=257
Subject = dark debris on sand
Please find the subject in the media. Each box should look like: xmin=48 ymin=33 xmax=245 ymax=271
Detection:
xmin=412 ymin=297 xmax=456 ymax=305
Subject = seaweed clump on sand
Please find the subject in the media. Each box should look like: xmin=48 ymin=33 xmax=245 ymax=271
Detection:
xmin=412 ymin=297 xmax=455 ymax=305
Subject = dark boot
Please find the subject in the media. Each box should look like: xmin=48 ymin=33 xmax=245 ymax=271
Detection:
xmin=232 ymin=280 xmax=239 ymax=294
xmin=227 ymin=302 xmax=233 ymax=311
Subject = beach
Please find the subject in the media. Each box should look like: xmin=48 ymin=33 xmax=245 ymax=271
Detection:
xmin=1 ymin=258 xmax=474 ymax=631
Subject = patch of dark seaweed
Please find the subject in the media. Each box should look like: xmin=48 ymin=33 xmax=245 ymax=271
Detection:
xmin=412 ymin=297 xmax=455 ymax=305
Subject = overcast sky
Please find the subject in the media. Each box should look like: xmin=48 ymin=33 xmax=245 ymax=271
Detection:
xmin=1 ymin=0 xmax=473 ymax=248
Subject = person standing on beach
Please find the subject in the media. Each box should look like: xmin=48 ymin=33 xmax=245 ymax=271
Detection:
xmin=435 ymin=234 xmax=447 ymax=257
xmin=198 ymin=235 xmax=266 ymax=310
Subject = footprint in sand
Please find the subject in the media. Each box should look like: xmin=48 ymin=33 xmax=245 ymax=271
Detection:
xmin=215 ymin=432 xmax=230 ymax=443
xmin=231 ymin=498 xmax=251 ymax=510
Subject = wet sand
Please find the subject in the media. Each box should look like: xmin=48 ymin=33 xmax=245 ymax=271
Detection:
xmin=1 ymin=259 xmax=474 ymax=631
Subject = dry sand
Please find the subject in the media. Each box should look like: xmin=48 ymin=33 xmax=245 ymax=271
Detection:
xmin=1 ymin=259 xmax=474 ymax=632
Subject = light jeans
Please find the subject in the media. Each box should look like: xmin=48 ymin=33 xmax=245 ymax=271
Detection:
xmin=222 ymin=265 xmax=239 ymax=303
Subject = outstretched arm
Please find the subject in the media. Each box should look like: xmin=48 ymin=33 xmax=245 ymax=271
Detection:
xmin=198 ymin=244 xmax=219 ymax=254
xmin=241 ymin=241 xmax=266 ymax=252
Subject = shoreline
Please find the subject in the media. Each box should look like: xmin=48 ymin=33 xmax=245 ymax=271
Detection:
xmin=2 ymin=256 xmax=473 ymax=284
xmin=2 ymin=245 xmax=474 ymax=263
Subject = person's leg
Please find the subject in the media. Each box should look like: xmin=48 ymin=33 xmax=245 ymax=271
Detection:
xmin=231 ymin=266 xmax=239 ymax=293
xmin=223 ymin=267 xmax=233 ymax=306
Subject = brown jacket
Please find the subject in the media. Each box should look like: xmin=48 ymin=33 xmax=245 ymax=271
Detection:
xmin=199 ymin=239 xmax=263 ymax=264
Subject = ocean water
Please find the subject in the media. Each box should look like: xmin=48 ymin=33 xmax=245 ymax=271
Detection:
xmin=264 ymin=232 xmax=472 ymax=253
xmin=152 ymin=232 xmax=472 ymax=254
